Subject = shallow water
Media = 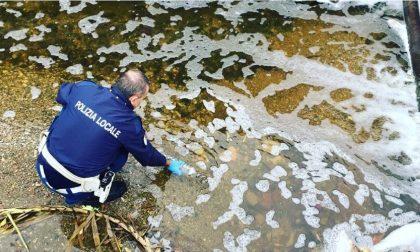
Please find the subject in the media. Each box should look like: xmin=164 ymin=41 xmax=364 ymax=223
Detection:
xmin=0 ymin=1 xmax=419 ymax=251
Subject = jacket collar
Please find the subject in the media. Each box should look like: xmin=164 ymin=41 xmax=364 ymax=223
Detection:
xmin=111 ymin=86 xmax=134 ymax=110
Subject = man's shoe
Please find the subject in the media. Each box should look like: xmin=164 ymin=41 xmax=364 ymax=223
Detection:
xmin=79 ymin=181 xmax=128 ymax=206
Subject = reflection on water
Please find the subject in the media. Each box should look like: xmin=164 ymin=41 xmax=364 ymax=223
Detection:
xmin=1 ymin=1 xmax=419 ymax=251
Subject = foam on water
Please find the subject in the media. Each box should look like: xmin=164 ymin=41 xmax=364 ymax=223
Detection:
xmin=47 ymin=45 xmax=68 ymax=61
xmin=265 ymin=210 xmax=279 ymax=229
xmin=30 ymin=86 xmax=41 ymax=100
xmin=3 ymin=110 xmax=15 ymax=118
xmin=208 ymin=164 xmax=229 ymax=192
xmin=263 ymin=165 xmax=287 ymax=182
xmin=219 ymin=150 xmax=233 ymax=163
xmin=294 ymin=233 xmax=306 ymax=249
xmin=59 ymin=0 xmax=96 ymax=14
xmin=212 ymin=179 xmax=254 ymax=229
xmin=120 ymin=20 xmax=141 ymax=35
xmin=323 ymin=209 xmax=420 ymax=251
xmin=6 ymin=9 xmax=21 ymax=17
xmin=332 ymin=190 xmax=350 ymax=209
xmin=255 ymin=180 xmax=270 ymax=192
xmin=66 ymin=64 xmax=83 ymax=75
xmin=278 ymin=181 xmax=292 ymax=199
xmin=147 ymin=215 xmax=163 ymax=228
xmin=195 ymin=194 xmax=211 ymax=205
xmin=29 ymin=25 xmax=51 ymax=42
xmin=249 ymin=150 xmax=261 ymax=166
xmin=384 ymin=195 xmax=404 ymax=206
xmin=354 ymin=184 xmax=370 ymax=206
xmin=221 ymin=229 xmax=261 ymax=252
xmin=9 ymin=44 xmax=27 ymax=52
xmin=78 ymin=11 xmax=109 ymax=38
xmin=35 ymin=12 xmax=44 ymax=19
xmin=4 ymin=28 xmax=28 ymax=41
xmin=166 ymin=203 xmax=194 ymax=222
xmin=28 ymin=56 xmax=54 ymax=69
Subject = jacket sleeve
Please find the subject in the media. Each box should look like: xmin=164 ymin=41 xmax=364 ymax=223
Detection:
xmin=56 ymin=82 xmax=75 ymax=106
xmin=121 ymin=117 xmax=167 ymax=167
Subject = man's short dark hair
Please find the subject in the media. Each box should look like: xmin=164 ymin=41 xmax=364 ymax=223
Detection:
xmin=114 ymin=69 xmax=150 ymax=98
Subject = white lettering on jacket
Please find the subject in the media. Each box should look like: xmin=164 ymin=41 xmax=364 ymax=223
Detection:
xmin=74 ymin=100 xmax=121 ymax=138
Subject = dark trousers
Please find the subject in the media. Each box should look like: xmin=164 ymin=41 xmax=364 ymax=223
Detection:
xmin=36 ymin=149 xmax=128 ymax=205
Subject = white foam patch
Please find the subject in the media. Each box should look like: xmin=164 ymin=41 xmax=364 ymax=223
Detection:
xmin=59 ymin=0 xmax=96 ymax=14
xmin=292 ymin=198 xmax=301 ymax=204
xmin=147 ymin=214 xmax=163 ymax=228
xmin=370 ymin=189 xmax=384 ymax=208
xmin=0 ymin=21 xmax=3 ymax=27
xmin=3 ymin=110 xmax=15 ymax=118
xmin=213 ymin=179 xmax=253 ymax=229
xmin=28 ymin=56 xmax=55 ymax=68
xmin=4 ymin=28 xmax=29 ymax=41
xmin=249 ymin=150 xmax=261 ymax=166
xmin=323 ymin=209 xmax=420 ymax=250
xmin=384 ymin=195 xmax=405 ymax=206
xmin=146 ymin=4 xmax=168 ymax=15
xmin=66 ymin=64 xmax=83 ymax=75
xmin=256 ymin=180 xmax=270 ymax=192
xmin=140 ymin=17 xmax=155 ymax=27
xmin=6 ymin=9 xmax=22 ymax=17
xmin=270 ymin=143 xmax=289 ymax=155
xmin=47 ymin=45 xmax=68 ymax=60
xmin=156 ymin=1 xmax=209 ymax=10
xmin=309 ymin=46 xmax=320 ymax=54
xmin=175 ymin=145 xmax=189 ymax=156
xmin=35 ymin=12 xmax=45 ymax=19
xmin=332 ymin=190 xmax=350 ymax=209
xmin=294 ymin=234 xmax=306 ymax=248
xmin=332 ymin=162 xmax=357 ymax=185
xmin=170 ymin=15 xmax=182 ymax=22
xmin=203 ymin=100 xmax=216 ymax=112
xmin=151 ymin=111 xmax=162 ymax=118
xmin=29 ymin=25 xmax=51 ymax=42
xmin=208 ymin=164 xmax=229 ymax=191
xmin=166 ymin=203 xmax=194 ymax=222
xmin=196 ymin=161 xmax=207 ymax=170
xmin=195 ymin=194 xmax=211 ymax=205
xmin=219 ymin=150 xmax=232 ymax=162
xmin=354 ymin=184 xmax=370 ymax=206
xmin=30 ymin=86 xmax=41 ymax=100
xmin=301 ymin=188 xmax=340 ymax=228
xmin=263 ymin=165 xmax=287 ymax=182
xmin=265 ymin=210 xmax=279 ymax=228
xmin=9 ymin=43 xmax=27 ymax=52
xmin=78 ymin=11 xmax=109 ymax=38
xmin=194 ymin=128 xmax=215 ymax=148
xmin=222 ymin=229 xmax=261 ymax=252
xmin=278 ymin=181 xmax=292 ymax=199
xmin=121 ymin=20 xmax=141 ymax=35
xmin=51 ymin=105 xmax=62 ymax=112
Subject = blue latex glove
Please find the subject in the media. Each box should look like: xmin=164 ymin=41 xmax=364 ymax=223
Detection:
xmin=167 ymin=159 xmax=185 ymax=176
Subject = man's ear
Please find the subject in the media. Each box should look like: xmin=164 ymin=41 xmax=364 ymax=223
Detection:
xmin=128 ymin=95 xmax=136 ymax=103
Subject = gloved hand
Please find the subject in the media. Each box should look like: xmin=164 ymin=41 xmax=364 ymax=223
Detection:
xmin=167 ymin=159 xmax=186 ymax=176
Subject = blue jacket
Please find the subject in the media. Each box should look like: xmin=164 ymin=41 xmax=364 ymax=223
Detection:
xmin=46 ymin=80 xmax=166 ymax=178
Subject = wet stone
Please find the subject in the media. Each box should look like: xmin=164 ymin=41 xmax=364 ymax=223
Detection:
xmin=245 ymin=191 xmax=259 ymax=206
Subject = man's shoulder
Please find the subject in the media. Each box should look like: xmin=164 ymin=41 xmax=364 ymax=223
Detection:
xmin=75 ymin=79 xmax=98 ymax=87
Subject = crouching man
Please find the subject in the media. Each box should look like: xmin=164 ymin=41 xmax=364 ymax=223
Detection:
xmin=36 ymin=69 xmax=185 ymax=206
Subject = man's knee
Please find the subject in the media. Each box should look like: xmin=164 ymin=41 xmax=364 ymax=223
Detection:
xmin=109 ymin=149 xmax=128 ymax=172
